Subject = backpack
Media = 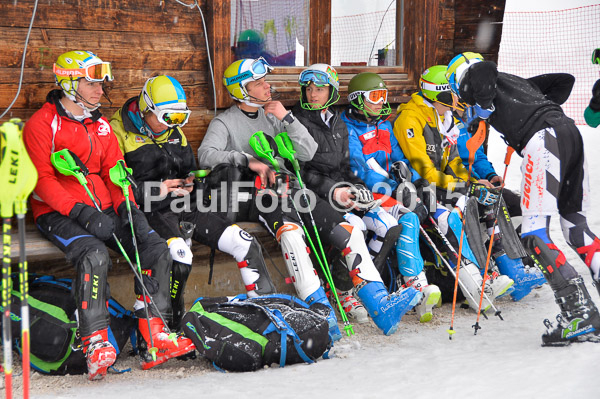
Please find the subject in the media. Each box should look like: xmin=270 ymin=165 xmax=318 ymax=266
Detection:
xmin=3 ymin=275 xmax=136 ymax=375
xmin=181 ymin=294 xmax=331 ymax=372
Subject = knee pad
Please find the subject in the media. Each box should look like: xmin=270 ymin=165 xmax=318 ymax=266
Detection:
xmin=276 ymin=222 xmax=320 ymax=301
xmin=137 ymin=249 xmax=172 ymax=320
xmin=238 ymin=238 xmax=276 ymax=296
xmin=343 ymin=212 xmax=367 ymax=232
xmin=75 ymin=249 xmax=111 ymax=337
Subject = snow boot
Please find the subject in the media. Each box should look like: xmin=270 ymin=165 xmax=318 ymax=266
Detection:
xmin=329 ymin=287 xmax=369 ymax=324
xmin=306 ymin=286 xmax=343 ymax=342
xmin=138 ymin=317 xmax=196 ymax=370
xmin=541 ymin=277 xmax=600 ymax=346
xmin=82 ymin=329 xmax=117 ymax=381
xmin=495 ymin=251 xmax=546 ymax=301
xmin=330 ymin=223 xmax=421 ymax=335
xmin=402 ymin=271 xmax=441 ymax=323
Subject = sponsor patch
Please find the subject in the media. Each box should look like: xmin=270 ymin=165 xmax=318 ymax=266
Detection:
xmin=135 ymin=135 xmax=146 ymax=143
xmin=406 ymin=128 xmax=414 ymax=139
xmin=96 ymin=119 xmax=111 ymax=136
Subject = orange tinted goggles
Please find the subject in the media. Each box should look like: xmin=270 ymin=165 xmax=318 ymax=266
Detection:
xmin=364 ymin=89 xmax=388 ymax=104
xmin=53 ymin=62 xmax=113 ymax=82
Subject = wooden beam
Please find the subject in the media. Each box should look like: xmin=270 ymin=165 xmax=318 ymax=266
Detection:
xmin=206 ymin=0 xmax=234 ymax=109
xmin=309 ymin=0 xmax=331 ymax=65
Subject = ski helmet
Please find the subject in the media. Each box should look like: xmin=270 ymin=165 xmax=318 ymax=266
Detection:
xmin=445 ymin=52 xmax=483 ymax=95
xmin=53 ymin=50 xmax=113 ymax=98
xmin=139 ymin=75 xmax=191 ymax=130
xmin=419 ymin=65 xmax=453 ymax=106
xmin=347 ymin=72 xmax=391 ymax=119
xmin=298 ymin=63 xmax=340 ymax=110
xmin=223 ymin=57 xmax=274 ymax=102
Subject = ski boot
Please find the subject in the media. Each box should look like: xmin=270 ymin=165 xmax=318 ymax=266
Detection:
xmin=82 ymin=329 xmax=117 ymax=381
xmin=402 ymin=272 xmax=441 ymax=323
xmin=541 ymin=277 xmax=600 ymax=346
xmin=306 ymin=286 xmax=343 ymax=342
xmin=330 ymin=287 xmax=369 ymax=324
xmin=331 ymin=223 xmax=421 ymax=335
xmin=138 ymin=317 xmax=196 ymax=370
xmin=495 ymin=251 xmax=545 ymax=301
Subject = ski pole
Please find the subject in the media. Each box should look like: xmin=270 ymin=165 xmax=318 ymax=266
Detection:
xmin=448 ymin=120 xmax=488 ymax=339
xmin=274 ymin=132 xmax=354 ymax=335
xmin=5 ymin=119 xmax=36 ymax=399
xmin=249 ymin=131 xmax=353 ymax=335
xmin=50 ymin=150 xmax=162 ymax=360
xmin=473 ymin=146 xmax=515 ymax=334
xmin=0 ymin=119 xmax=26 ymax=399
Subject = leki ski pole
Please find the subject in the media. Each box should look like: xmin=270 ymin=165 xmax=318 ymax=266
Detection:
xmin=448 ymin=120 xmax=488 ymax=339
xmin=50 ymin=149 xmax=163 ymax=360
xmin=274 ymin=131 xmax=354 ymax=335
xmin=473 ymin=146 xmax=515 ymax=334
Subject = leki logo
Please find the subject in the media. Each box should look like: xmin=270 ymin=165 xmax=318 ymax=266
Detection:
xmin=522 ymin=154 xmax=534 ymax=209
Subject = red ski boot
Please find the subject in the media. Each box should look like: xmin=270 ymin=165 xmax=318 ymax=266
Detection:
xmin=138 ymin=317 xmax=195 ymax=370
xmin=82 ymin=329 xmax=117 ymax=381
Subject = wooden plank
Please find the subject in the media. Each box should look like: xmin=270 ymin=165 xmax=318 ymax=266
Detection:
xmin=1 ymin=0 xmax=205 ymax=34
xmin=0 ymin=28 xmax=206 ymax=70
xmin=206 ymin=0 xmax=234 ymax=109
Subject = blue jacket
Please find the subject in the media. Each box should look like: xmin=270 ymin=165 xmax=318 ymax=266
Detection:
xmin=342 ymin=108 xmax=418 ymax=194
xmin=456 ymin=119 xmax=497 ymax=181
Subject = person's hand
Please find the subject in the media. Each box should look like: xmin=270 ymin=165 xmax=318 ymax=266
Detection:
xmin=263 ymin=101 xmax=288 ymax=120
xmin=333 ymin=187 xmax=356 ymax=209
xmin=69 ymin=203 xmax=114 ymax=241
xmin=118 ymin=201 xmax=152 ymax=243
xmin=477 ymin=179 xmax=494 ymax=188
xmin=248 ymin=157 xmax=276 ymax=188
xmin=159 ymin=178 xmax=189 ymax=197
xmin=489 ymin=175 xmax=503 ymax=187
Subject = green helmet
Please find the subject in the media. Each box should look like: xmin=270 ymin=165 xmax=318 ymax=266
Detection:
xmin=347 ymin=72 xmax=391 ymax=119
xmin=419 ymin=65 xmax=453 ymax=105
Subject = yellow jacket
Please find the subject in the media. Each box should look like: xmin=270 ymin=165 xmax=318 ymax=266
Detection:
xmin=393 ymin=93 xmax=471 ymax=191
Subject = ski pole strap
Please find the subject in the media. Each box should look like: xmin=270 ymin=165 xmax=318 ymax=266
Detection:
xmin=249 ymin=131 xmax=280 ymax=172
xmin=50 ymin=149 xmax=88 ymax=186
xmin=274 ymin=132 xmax=299 ymax=171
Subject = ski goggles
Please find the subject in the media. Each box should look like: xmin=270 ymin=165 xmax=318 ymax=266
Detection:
xmin=155 ymin=108 xmax=191 ymax=128
xmin=357 ymin=89 xmax=388 ymax=104
xmin=53 ymin=62 xmax=114 ymax=82
xmin=225 ymin=57 xmax=273 ymax=86
xmin=298 ymin=69 xmax=339 ymax=90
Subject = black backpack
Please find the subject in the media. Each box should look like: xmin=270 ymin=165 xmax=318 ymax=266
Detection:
xmin=182 ymin=294 xmax=331 ymax=372
xmin=2 ymin=275 xmax=136 ymax=375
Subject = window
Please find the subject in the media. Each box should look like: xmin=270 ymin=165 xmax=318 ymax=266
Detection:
xmin=230 ymin=0 xmax=310 ymax=66
xmin=331 ymin=0 xmax=402 ymax=67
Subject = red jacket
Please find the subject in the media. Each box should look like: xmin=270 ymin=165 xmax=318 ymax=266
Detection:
xmin=24 ymin=90 xmax=133 ymax=221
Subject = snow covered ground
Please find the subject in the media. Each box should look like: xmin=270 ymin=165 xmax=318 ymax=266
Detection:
xmin=15 ymin=129 xmax=598 ymax=399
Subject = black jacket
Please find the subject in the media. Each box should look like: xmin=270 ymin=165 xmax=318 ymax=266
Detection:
xmin=459 ymin=61 xmax=574 ymax=154
xmin=292 ymin=103 xmax=363 ymax=201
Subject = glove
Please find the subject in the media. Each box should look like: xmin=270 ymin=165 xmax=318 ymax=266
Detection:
xmin=69 ymin=203 xmax=115 ymax=241
xmin=469 ymin=183 xmax=500 ymax=206
xmin=118 ymin=201 xmax=152 ymax=244
xmin=590 ymin=79 xmax=600 ymax=112
xmin=134 ymin=273 xmax=160 ymax=297
xmin=351 ymin=184 xmax=374 ymax=204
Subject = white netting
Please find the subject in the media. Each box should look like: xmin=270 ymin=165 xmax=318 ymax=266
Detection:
xmin=498 ymin=4 xmax=600 ymax=124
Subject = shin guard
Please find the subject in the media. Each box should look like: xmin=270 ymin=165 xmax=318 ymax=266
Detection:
xmin=75 ymin=249 xmax=111 ymax=337
xmin=168 ymin=237 xmax=193 ymax=329
xmin=396 ymin=212 xmax=424 ymax=277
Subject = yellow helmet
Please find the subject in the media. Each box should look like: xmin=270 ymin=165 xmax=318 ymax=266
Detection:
xmin=223 ymin=57 xmax=273 ymax=101
xmin=139 ymin=75 xmax=190 ymax=129
xmin=53 ymin=50 xmax=113 ymax=97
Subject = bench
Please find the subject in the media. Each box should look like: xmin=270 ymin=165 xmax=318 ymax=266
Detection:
xmin=8 ymin=218 xmax=294 ymax=307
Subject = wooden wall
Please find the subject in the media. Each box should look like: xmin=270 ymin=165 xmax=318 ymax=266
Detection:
xmin=0 ymin=0 xmax=505 ymax=153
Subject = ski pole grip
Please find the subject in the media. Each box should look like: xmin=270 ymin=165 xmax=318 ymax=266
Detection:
xmin=191 ymin=169 xmax=210 ymax=178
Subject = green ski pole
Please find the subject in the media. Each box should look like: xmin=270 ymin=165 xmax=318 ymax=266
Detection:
xmin=274 ymin=131 xmax=354 ymax=335
xmin=50 ymin=149 xmax=160 ymax=360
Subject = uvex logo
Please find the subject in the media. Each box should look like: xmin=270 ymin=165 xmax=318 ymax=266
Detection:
xmin=522 ymin=154 xmax=534 ymax=209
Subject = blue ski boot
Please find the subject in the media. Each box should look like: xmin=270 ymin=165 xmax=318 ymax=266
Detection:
xmin=495 ymin=252 xmax=546 ymax=301
xmin=356 ymin=281 xmax=421 ymax=335
xmin=306 ymin=286 xmax=342 ymax=342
